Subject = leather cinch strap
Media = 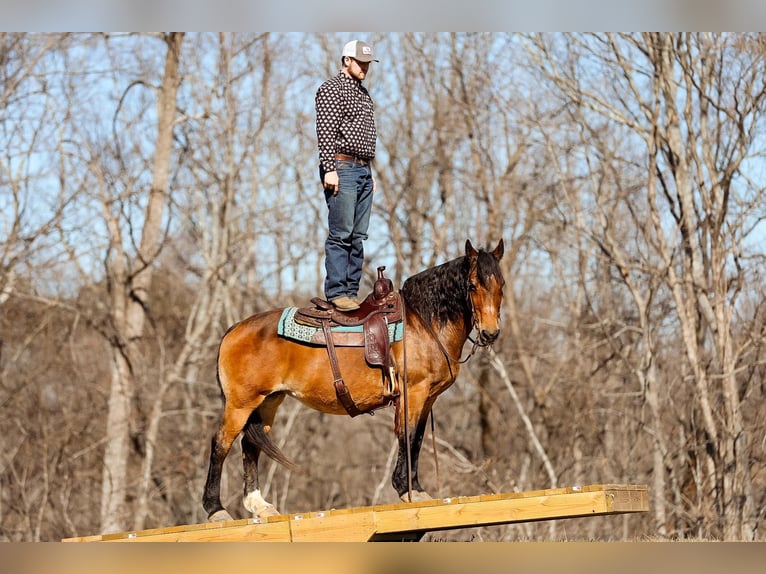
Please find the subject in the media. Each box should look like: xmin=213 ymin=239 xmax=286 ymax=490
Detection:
xmin=321 ymin=320 xmax=363 ymax=417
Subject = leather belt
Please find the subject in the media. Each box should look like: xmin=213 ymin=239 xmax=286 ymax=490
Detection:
xmin=335 ymin=153 xmax=370 ymax=166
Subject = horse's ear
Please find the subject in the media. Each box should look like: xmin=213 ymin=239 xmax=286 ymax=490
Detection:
xmin=492 ymin=238 xmax=505 ymax=261
xmin=465 ymin=239 xmax=478 ymax=258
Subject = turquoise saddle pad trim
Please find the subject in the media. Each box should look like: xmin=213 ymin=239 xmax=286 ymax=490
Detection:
xmin=278 ymin=307 xmax=403 ymax=344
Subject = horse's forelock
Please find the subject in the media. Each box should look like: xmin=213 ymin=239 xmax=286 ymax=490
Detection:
xmin=474 ymin=248 xmax=504 ymax=288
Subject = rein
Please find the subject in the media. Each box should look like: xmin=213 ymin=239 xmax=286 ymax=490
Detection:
xmin=399 ymin=294 xmax=413 ymax=502
xmin=398 ymin=266 xmax=496 ymax=503
xmin=401 ymin=288 xmax=484 ymax=501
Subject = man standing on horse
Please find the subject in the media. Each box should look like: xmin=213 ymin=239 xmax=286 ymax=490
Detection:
xmin=315 ymin=40 xmax=379 ymax=312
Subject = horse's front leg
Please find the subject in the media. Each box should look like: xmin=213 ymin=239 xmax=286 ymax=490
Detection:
xmin=392 ymin=413 xmax=433 ymax=502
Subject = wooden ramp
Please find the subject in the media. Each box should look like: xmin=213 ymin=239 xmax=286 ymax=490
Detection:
xmin=64 ymin=484 xmax=648 ymax=542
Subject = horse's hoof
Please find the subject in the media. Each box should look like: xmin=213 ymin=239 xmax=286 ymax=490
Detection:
xmin=208 ymin=509 xmax=234 ymax=522
xmin=400 ymin=490 xmax=433 ymax=503
xmin=244 ymin=490 xmax=281 ymax=518
xmin=256 ymin=504 xmax=280 ymax=519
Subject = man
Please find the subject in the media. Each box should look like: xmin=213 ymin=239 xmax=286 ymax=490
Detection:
xmin=315 ymin=40 xmax=379 ymax=311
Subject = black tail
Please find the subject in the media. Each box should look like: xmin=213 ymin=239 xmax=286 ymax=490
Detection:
xmin=243 ymin=412 xmax=300 ymax=472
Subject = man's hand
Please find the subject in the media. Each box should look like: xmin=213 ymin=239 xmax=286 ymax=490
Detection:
xmin=323 ymin=170 xmax=339 ymax=195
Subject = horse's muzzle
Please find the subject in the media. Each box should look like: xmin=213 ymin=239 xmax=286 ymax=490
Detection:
xmin=478 ymin=328 xmax=500 ymax=346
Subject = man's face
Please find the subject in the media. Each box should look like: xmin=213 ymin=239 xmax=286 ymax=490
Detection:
xmin=346 ymin=57 xmax=371 ymax=81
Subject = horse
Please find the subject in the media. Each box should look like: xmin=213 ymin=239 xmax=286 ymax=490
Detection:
xmin=202 ymin=239 xmax=505 ymax=521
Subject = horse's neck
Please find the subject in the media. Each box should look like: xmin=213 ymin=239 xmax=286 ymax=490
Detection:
xmin=442 ymin=319 xmax=473 ymax=355
xmin=404 ymin=296 xmax=472 ymax=352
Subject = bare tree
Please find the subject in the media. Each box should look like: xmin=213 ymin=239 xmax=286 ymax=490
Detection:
xmin=0 ymin=33 xmax=72 ymax=305
xmin=527 ymin=32 xmax=766 ymax=540
xmin=97 ymin=32 xmax=184 ymax=534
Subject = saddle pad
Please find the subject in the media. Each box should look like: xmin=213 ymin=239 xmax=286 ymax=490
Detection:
xmin=278 ymin=307 xmax=403 ymax=345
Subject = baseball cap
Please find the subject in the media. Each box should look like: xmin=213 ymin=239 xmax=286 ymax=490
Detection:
xmin=342 ymin=40 xmax=379 ymax=63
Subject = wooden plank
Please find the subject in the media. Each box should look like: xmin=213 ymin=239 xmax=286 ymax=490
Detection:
xmin=62 ymin=484 xmax=648 ymax=542
xmin=372 ymin=484 xmax=647 ymax=537
xmin=107 ymin=520 xmax=292 ymax=543
xmin=64 ymin=517 xmax=292 ymax=543
xmin=290 ymin=510 xmax=377 ymax=542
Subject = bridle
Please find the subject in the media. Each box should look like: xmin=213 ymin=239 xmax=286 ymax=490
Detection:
xmin=411 ymin=275 xmax=495 ymax=382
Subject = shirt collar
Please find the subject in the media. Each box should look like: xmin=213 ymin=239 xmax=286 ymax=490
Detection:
xmin=338 ymin=70 xmax=362 ymax=85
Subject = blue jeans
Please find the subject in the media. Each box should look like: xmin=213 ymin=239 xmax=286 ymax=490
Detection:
xmin=321 ymin=160 xmax=374 ymax=301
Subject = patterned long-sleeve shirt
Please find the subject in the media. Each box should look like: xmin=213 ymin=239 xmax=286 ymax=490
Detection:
xmin=315 ymin=71 xmax=376 ymax=173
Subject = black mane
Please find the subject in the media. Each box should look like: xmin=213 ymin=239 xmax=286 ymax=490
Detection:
xmin=401 ymin=248 xmax=502 ymax=327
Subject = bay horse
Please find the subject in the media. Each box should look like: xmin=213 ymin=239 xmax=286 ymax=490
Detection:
xmin=202 ymin=239 xmax=505 ymax=521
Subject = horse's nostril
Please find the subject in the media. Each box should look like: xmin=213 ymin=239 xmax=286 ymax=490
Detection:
xmin=481 ymin=329 xmax=499 ymax=343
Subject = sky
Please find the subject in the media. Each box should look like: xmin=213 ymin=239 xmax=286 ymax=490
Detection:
xmin=3 ymin=0 xmax=766 ymax=32
xmin=3 ymin=21 xmax=765 ymax=296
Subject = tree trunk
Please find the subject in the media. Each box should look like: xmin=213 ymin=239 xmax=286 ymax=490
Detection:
xmin=100 ymin=32 xmax=184 ymax=534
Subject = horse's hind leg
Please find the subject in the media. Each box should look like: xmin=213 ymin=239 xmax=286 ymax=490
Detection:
xmin=392 ymin=413 xmax=433 ymax=502
xmin=202 ymin=405 xmax=252 ymax=521
xmin=241 ymin=395 xmax=285 ymax=518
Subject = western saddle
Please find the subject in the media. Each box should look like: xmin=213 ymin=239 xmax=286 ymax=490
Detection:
xmin=295 ymin=267 xmax=403 ymax=417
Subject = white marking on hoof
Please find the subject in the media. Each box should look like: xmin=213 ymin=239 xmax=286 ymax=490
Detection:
xmin=400 ymin=490 xmax=433 ymax=503
xmin=208 ymin=509 xmax=234 ymax=522
xmin=257 ymin=504 xmax=281 ymax=518
xmin=244 ymin=489 xmax=280 ymax=518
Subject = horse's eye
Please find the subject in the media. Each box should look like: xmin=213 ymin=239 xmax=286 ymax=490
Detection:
xmin=468 ymin=283 xmax=477 ymax=292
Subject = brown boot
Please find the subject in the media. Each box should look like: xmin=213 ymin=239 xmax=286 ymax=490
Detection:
xmin=332 ymin=296 xmax=360 ymax=311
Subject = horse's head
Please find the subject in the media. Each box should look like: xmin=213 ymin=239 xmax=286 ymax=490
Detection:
xmin=465 ymin=239 xmax=505 ymax=346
